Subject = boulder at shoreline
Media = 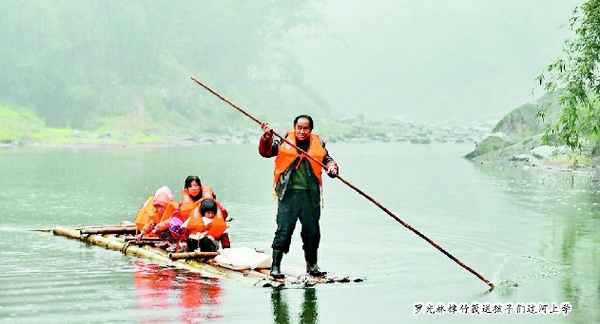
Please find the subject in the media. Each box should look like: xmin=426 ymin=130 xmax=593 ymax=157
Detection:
xmin=463 ymin=91 xmax=598 ymax=171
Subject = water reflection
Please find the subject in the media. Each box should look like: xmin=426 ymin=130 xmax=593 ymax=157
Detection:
xmin=134 ymin=260 xmax=222 ymax=323
xmin=134 ymin=261 xmax=175 ymax=323
xmin=271 ymin=288 xmax=318 ymax=324
xmin=474 ymin=163 xmax=600 ymax=321
xmin=6 ymin=144 xmax=600 ymax=322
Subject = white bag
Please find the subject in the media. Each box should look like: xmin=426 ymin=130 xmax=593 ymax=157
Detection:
xmin=214 ymin=247 xmax=272 ymax=270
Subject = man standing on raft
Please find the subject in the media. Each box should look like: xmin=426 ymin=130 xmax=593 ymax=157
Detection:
xmin=258 ymin=115 xmax=339 ymax=279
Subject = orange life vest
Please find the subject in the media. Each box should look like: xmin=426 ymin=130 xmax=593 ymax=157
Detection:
xmin=134 ymin=195 xmax=177 ymax=234
xmin=204 ymin=199 xmax=228 ymax=239
xmin=186 ymin=206 xmax=205 ymax=236
xmin=160 ymin=202 xmax=178 ymax=222
xmin=186 ymin=191 xmax=228 ymax=239
xmin=179 ymin=186 xmax=213 ymax=221
xmin=273 ymin=131 xmax=327 ymax=186
xmin=134 ymin=196 xmax=155 ymax=231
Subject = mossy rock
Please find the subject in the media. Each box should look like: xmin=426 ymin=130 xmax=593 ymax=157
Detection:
xmin=491 ymin=91 xmax=564 ymax=141
xmin=463 ymin=133 xmax=513 ymax=159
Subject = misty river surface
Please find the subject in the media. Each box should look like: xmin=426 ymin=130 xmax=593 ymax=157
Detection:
xmin=0 ymin=142 xmax=599 ymax=323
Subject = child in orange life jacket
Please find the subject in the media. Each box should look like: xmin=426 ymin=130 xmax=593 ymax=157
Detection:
xmin=135 ymin=186 xmax=177 ymax=245
xmin=168 ymin=175 xmax=230 ymax=252
xmin=178 ymin=199 xmax=230 ymax=252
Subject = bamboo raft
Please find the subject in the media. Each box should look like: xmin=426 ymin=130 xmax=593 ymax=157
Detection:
xmin=43 ymin=224 xmax=363 ymax=288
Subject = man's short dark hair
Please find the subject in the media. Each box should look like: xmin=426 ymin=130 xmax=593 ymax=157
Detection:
xmin=293 ymin=115 xmax=314 ymax=130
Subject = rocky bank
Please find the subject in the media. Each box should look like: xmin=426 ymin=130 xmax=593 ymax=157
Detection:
xmin=463 ymin=91 xmax=600 ymax=172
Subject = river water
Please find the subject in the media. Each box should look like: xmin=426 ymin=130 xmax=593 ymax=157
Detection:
xmin=0 ymin=142 xmax=598 ymax=323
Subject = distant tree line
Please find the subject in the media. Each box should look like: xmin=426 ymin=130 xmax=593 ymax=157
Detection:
xmin=0 ymin=1 xmax=330 ymax=132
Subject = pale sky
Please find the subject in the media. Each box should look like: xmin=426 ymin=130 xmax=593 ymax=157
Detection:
xmin=297 ymin=0 xmax=582 ymax=123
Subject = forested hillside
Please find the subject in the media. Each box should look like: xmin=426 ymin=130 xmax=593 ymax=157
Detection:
xmin=0 ymin=1 xmax=329 ymax=139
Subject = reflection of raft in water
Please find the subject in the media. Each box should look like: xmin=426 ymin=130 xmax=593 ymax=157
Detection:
xmin=47 ymin=225 xmax=363 ymax=288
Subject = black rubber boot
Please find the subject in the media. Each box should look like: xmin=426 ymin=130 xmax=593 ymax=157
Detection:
xmin=305 ymin=249 xmax=327 ymax=276
xmin=270 ymin=249 xmax=285 ymax=279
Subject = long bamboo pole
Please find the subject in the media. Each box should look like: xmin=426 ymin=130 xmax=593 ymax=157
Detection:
xmin=169 ymin=251 xmax=220 ymax=260
xmin=30 ymin=224 xmax=135 ymax=233
xmin=80 ymin=227 xmax=137 ymax=235
xmin=191 ymin=76 xmax=495 ymax=289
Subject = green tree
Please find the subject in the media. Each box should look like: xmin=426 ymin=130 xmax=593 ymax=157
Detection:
xmin=538 ymin=0 xmax=600 ymax=153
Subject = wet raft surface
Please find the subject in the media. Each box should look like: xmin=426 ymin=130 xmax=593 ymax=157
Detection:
xmin=51 ymin=225 xmax=363 ymax=288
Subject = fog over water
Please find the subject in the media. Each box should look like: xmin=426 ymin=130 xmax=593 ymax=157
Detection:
xmin=297 ymin=0 xmax=582 ymax=124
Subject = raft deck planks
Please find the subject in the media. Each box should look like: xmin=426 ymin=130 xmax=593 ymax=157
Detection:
xmin=50 ymin=225 xmax=362 ymax=288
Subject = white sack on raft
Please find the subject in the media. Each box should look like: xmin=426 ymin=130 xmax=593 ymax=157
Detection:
xmin=214 ymin=247 xmax=272 ymax=270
